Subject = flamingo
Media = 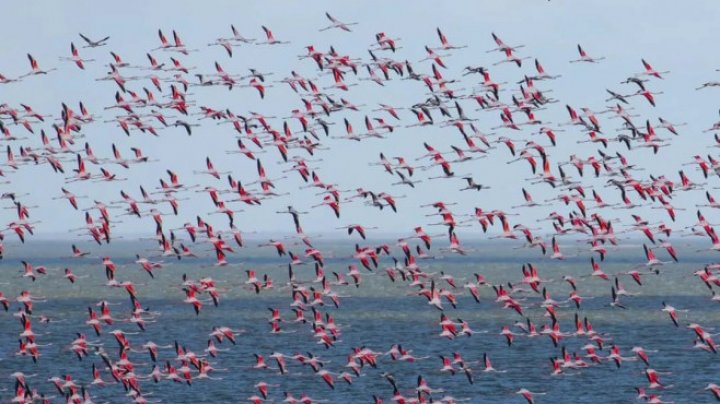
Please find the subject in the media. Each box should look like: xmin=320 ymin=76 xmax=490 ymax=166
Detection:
xmin=59 ymin=43 xmax=94 ymax=70
xmin=637 ymin=59 xmax=670 ymax=79
xmin=78 ymin=33 xmax=110 ymax=47
xmin=257 ymin=26 xmax=290 ymax=45
xmin=516 ymin=388 xmax=545 ymax=404
xmin=570 ymin=44 xmax=605 ymax=63
xmin=20 ymin=54 xmax=57 ymax=78
xmin=320 ymin=12 xmax=358 ymax=32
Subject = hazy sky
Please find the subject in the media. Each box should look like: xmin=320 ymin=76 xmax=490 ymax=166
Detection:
xmin=1 ymin=1 xmax=719 ymax=239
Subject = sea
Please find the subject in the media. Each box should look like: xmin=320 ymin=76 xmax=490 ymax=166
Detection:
xmin=0 ymin=239 xmax=718 ymax=403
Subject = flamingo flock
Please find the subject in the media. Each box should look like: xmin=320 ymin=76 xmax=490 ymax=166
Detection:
xmin=0 ymin=6 xmax=720 ymax=404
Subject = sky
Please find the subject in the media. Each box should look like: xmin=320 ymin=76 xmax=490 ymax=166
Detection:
xmin=1 ymin=1 xmax=719 ymax=239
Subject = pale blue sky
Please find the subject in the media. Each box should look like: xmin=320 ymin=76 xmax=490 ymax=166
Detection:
xmin=1 ymin=1 xmax=719 ymax=238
